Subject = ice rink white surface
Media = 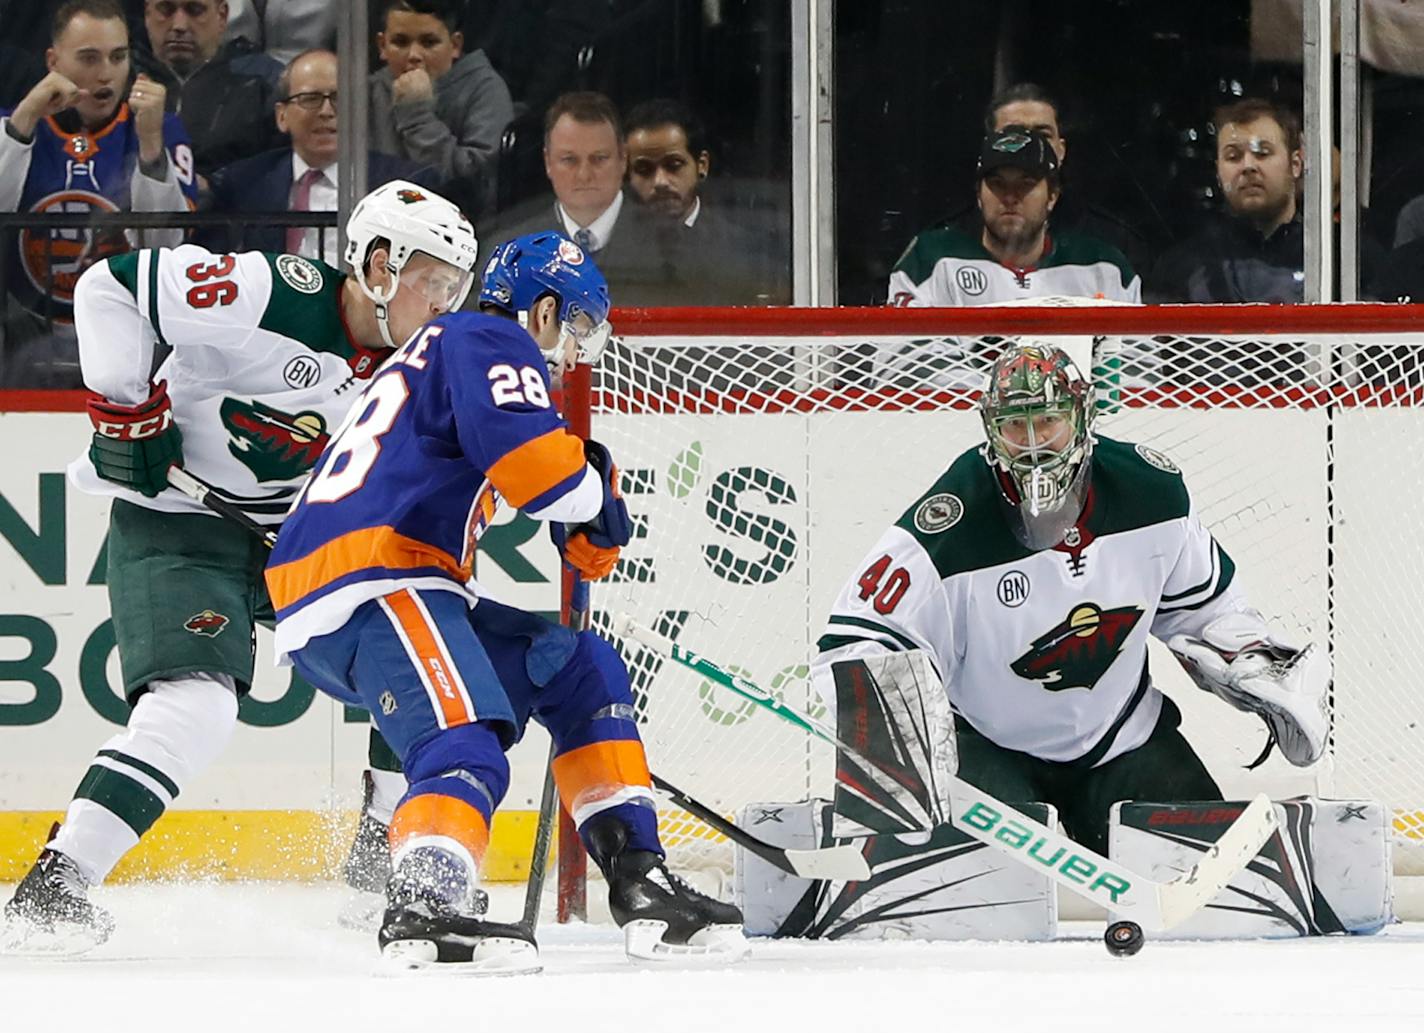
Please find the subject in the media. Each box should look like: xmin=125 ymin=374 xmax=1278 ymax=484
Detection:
xmin=2 ymin=881 xmax=1421 ymax=1033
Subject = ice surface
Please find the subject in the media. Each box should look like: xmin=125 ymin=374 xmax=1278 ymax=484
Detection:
xmin=2 ymin=882 xmax=1421 ymax=1033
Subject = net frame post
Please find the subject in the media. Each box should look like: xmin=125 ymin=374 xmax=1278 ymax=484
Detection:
xmin=556 ymin=362 xmax=592 ymax=923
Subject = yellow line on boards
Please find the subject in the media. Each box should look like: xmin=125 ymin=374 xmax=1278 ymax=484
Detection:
xmin=0 ymin=810 xmax=546 ymax=883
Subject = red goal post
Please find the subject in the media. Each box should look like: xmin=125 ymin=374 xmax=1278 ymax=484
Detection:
xmin=555 ymin=302 xmax=1424 ymax=918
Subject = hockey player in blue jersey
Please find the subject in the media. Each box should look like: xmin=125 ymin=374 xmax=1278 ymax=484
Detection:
xmin=266 ymin=232 xmax=746 ymax=972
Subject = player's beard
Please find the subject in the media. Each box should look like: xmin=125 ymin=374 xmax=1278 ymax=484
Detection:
xmin=984 ymin=208 xmax=1048 ymax=255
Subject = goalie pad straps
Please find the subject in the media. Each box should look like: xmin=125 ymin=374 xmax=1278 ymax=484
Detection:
xmin=1168 ymin=610 xmax=1331 ymax=768
xmin=829 ymin=651 xmax=956 ymax=838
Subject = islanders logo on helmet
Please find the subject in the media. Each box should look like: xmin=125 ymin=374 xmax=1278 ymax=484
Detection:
xmin=557 ymin=238 xmax=586 ymax=265
xmin=478 ymin=232 xmax=609 ymax=324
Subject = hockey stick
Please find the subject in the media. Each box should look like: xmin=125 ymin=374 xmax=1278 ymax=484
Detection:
xmin=650 ymin=771 xmax=870 ymax=881
xmin=519 ymin=740 xmax=560 ymax=936
xmin=612 ymin=614 xmax=1279 ymax=932
xmin=167 ymin=466 xmax=278 ymax=548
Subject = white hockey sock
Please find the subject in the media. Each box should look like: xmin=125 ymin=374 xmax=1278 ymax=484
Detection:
xmin=49 ymin=674 xmax=239 ymax=885
xmin=367 ymin=768 xmax=407 ymax=826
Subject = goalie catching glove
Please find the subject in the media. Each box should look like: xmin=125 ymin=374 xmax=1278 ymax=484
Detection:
xmin=1168 ymin=610 xmax=1330 ymax=767
xmin=86 ymin=380 xmax=184 ymax=498
xmin=550 ymin=439 xmax=631 ymax=580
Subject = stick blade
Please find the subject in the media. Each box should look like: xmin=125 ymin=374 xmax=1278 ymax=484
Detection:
xmin=1154 ymin=793 xmax=1279 ymax=930
xmin=783 ymin=845 xmax=872 ymax=881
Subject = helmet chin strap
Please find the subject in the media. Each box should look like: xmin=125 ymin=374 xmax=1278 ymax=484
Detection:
xmin=358 ymin=264 xmax=402 ymax=350
xmin=373 ymin=298 xmax=398 ymax=349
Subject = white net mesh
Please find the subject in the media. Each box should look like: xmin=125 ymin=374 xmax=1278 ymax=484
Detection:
xmin=584 ymin=310 xmax=1424 ymax=877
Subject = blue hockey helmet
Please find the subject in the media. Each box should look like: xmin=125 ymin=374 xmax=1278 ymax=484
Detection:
xmin=478 ymin=232 xmax=613 ymax=367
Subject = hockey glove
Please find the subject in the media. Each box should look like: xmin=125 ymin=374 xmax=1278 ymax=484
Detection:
xmin=1168 ymin=610 xmax=1330 ymax=767
xmin=87 ymin=380 xmax=184 ymax=498
xmin=550 ymin=439 xmax=631 ymax=581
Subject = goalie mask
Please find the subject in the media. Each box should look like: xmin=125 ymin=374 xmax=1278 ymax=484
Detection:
xmin=980 ymin=343 xmax=1095 ymax=550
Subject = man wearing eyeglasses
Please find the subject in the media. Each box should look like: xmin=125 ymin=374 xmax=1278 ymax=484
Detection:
xmin=132 ymin=0 xmax=284 ymax=184
xmin=206 ymin=49 xmax=436 ymax=260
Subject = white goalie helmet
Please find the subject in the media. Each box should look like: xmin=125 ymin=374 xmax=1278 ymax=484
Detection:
xmin=343 ymin=180 xmax=479 ymax=347
xmin=979 ymin=341 xmax=1096 ymax=549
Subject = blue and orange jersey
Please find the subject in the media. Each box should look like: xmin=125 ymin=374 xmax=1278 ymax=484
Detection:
xmin=0 ymin=104 xmax=199 ymax=318
xmin=267 ymin=310 xmax=601 ymax=658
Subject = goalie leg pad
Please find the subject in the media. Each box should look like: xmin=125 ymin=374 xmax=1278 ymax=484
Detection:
xmin=1110 ymin=798 xmax=1392 ymax=938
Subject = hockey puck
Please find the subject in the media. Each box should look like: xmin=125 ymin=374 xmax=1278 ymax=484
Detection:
xmin=1104 ymin=920 xmax=1144 ymax=957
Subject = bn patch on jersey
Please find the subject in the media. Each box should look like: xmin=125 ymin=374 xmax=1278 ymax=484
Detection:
xmin=914 ymin=492 xmax=963 ymax=534
xmin=1134 ymin=444 xmax=1179 ymax=474
xmin=276 ymin=254 xmax=323 ymax=294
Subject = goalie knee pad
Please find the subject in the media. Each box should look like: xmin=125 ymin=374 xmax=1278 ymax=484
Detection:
xmin=50 ymin=673 xmax=239 ymax=883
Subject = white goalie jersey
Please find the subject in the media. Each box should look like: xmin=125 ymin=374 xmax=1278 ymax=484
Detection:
xmin=69 ymin=245 xmax=389 ymax=524
xmin=812 ymin=437 xmax=1261 ymax=766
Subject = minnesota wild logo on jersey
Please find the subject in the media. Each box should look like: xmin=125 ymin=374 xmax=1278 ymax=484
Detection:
xmin=219 ymin=398 xmax=330 ymax=483
xmin=1010 ymin=603 xmax=1143 ymax=691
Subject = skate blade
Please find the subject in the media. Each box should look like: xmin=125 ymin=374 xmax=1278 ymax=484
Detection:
xmin=0 ymin=915 xmax=109 ymax=958
xmin=377 ymin=937 xmax=542 ymax=976
xmin=623 ymin=920 xmax=750 ymax=965
xmin=336 ymin=890 xmax=385 ymax=933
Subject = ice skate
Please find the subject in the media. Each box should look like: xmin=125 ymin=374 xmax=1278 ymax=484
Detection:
xmin=1 ymin=849 xmax=115 ymax=957
xmin=338 ymin=772 xmax=394 ymax=931
xmin=377 ymin=846 xmax=538 ymax=975
xmin=586 ymin=814 xmax=749 ymax=964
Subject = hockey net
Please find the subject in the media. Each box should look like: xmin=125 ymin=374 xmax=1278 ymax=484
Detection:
xmin=570 ymin=302 xmax=1424 ymax=899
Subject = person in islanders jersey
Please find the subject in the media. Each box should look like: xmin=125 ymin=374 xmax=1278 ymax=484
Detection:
xmin=812 ymin=344 xmax=1331 ymax=856
xmin=264 ymin=232 xmax=746 ymax=972
xmin=0 ymin=180 xmax=478 ymax=955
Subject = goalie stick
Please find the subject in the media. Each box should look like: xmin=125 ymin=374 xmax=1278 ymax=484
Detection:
xmin=651 ymin=771 xmax=870 ymax=881
xmin=612 ymin=613 xmax=1279 ymax=932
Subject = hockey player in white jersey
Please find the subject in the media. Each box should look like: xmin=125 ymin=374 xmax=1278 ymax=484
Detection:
xmin=1 ymin=181 xmax=477 ymax=955
xmin=813 ymin=343 xmax=1329 ymax=856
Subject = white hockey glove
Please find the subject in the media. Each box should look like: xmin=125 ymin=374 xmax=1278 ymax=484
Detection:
xmin=1168 ymin=610 xmax=1330 ymax=768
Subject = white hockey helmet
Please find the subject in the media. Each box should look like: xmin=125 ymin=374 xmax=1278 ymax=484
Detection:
xmin=344 ymin=180 xmax=479 ymax=347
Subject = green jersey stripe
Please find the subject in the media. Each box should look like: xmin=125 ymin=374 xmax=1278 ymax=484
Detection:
xmin=826 ymin=615 xmax=921 ymax=652
xmin=146 ymin=250 xmax=169 ymax=350
xmin=98 ymin=748 xmax=180 ymax=799
xmin=1161 ymin=540 xmax=1220 ymax=603
xmin=817 ymin=631 xmax=906 ymax=654
xmin=106 ymin=253 xmax=140 ymax=298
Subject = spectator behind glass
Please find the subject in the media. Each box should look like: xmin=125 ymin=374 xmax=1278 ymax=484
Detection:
xmin=222 ymin=0 xmax=336 ymax=65
xmin=973 ymin=83 xmax=1149 ymax=276
xmin=205 ymin=48 xmax=435 ymax=261
xmin=888 ymin=127 xmax=1140 ymax=306
xmin=0 ymin=0 xmax=197 ymax=385
xmin=1147 ymin=98 xmax=1305 ymax=303
xmin=878 ymin=128 xmax=1137 ymax=390
xmin=479 ymin=91 xmax=655 ymax=297
xmin=134 ymin=0 xmax=284 ymax=186
xmin=368 ymin=0 xmax=512 ymax=220
xmin=623 ymin=97 xmax=788 ymax=304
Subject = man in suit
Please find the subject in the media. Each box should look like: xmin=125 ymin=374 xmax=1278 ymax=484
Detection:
xmin=478 ymin=90 xmax=656 ymax=299
xmin=206 ymin=48 xmax=434 ymax=258
xmin=623 ymin=97 xmax=788 ymax=305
